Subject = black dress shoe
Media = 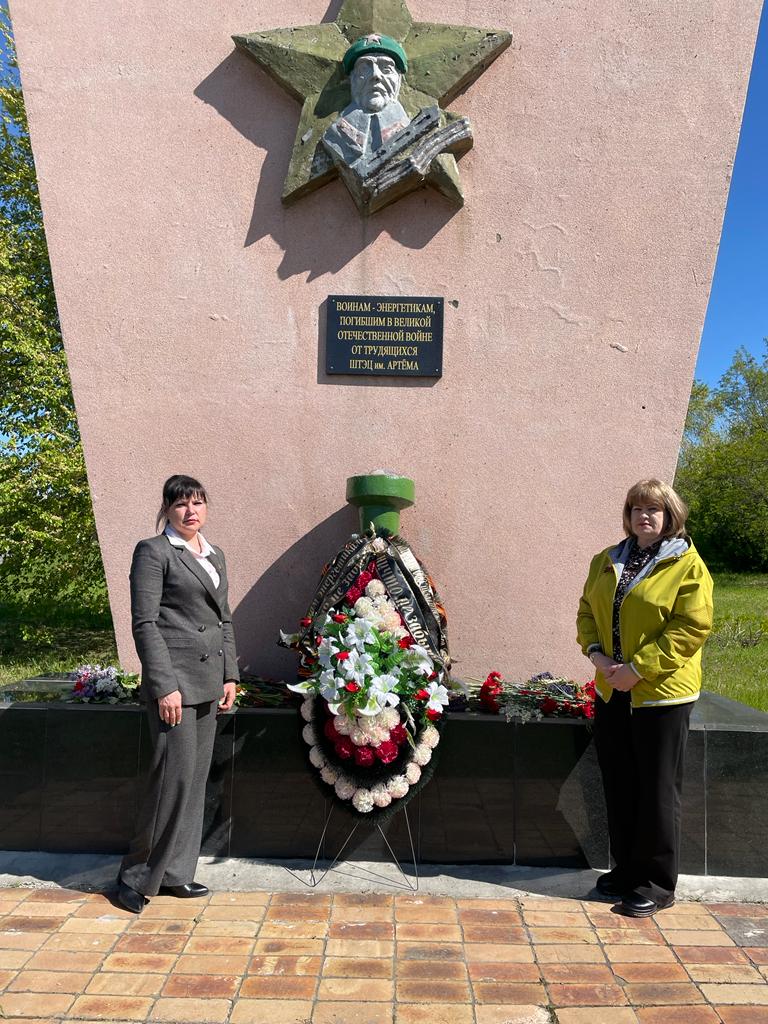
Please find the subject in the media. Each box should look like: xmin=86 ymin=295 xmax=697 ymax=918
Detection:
xmin=159 ymin=882 xmax=209 ymax=898
xmin=594 ymin=872 xmax=631 ymax=899
xmin=116 ymin=880 xmax=146 ymax=914
xmin=619 ymin=891 xmax=675 ymax=918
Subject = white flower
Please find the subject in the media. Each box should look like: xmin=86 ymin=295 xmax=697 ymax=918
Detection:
xmin=423 ymin=682 xmax=450 ymax=712
xmin=381 ymin=707 xmax=400 ymax=729
xmin=287 ymin=679 xmax=314 ymax=694
xmin=352 ymin=789 xmax=375 ymax=813
xmin=340 ymin=649 xmax=375 ymax=683
xmin=301 ymin=724 xmax=317 ymax=746
xmin=308 ymin=746 xmax=326 ymax=768
xmin=279 ymin=629 xmax=299 ymax=647
xmin=350 ymin=727 xmax=373 ymax=747
xmin=335 ymin=777 xmax=356 ymax=801
xmin=343 ymin=618 xmax=376 ymax=652
xmin=318 ymin=669 xmax=343 ymax=703
xmin=387 ymin=775 xmax=409 ymax=799
xmin=382 ymin=613 xmax=403 ymax=634
xmin=405 ymin=762 xmax=422 ymax=784
xmin=369 ymin=726 xmax=390 ymax=745
xmin=370 ymin=537 xmax=388 ymax=553
xmin=333 ymin=714 xmax=352 ymax=736
xmin=413 ymin=743 xmax=432 ymax=766
xmin=320 ymin=765 xmax=339 ymax=785
xmin=366 ymin=579 xmax=386 ymax=597
xmin=369 ymin=673 xmax=400 ymax=709
xmin=401 ymin=644 xmax=434 ymax=677
xmin=353 ymin=596 xmax=375 ymax=618
xmin=317 ymin=636 xmax=340 ymax=669
xmin=370 ymin=783 xmax=392 ymax=808
xmin=420 ymin=724 xmax=440 ymax=749
xmin=300 ymin=698 xmax=314 ymax=722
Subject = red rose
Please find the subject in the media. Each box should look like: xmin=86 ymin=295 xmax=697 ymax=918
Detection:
xmin=390 ymin=723 xmax=408 ymax=745
xmin=335 ymin=737 xmax=354 ymax=759
xmin=583 ymin=702 xmax=595 ymax=719
xmin=375 ymin=740 xmax=399 ymax=764
xmin=346 ymin=586 xmax=362 ymax=604
xmin=398 ymin=636 xmax=414 ymax=649
xmin=300 ymin=617 xmax=312 ymax=627
xmin=428 ymin=671 xmax=438 ymax=681
xmin=479 ymin=671 xmax=504 ymax=714
xmin=354 ymin=745 xmax=375 ymax=767
xmin=324 ymin=719 xmax=340 ymax=741
xmin=485 ymin=671 xmax=503 ymax=684
xmin=332 ymin=613 xmax=348 ymax=623
xmin=73 ymin=681 xmax=84 ymax=692
xmin=426 ymin=709 xmax=442 ymax=721
xmin=414 ymin=689 xmax=429 ymax=701
xmin=336 ymin=651 xmax=350 ymax=662
xmin=540 ymin=697 xmax=558 ymax=715
xmin=345 ymin=682 xmax=360 ymax=693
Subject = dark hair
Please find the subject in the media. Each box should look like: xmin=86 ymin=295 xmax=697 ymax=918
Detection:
xmin=156 ymin=474 xmax=208 ymax=531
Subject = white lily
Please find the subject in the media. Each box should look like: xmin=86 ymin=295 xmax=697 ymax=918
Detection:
xmin=287 ymin=679 xmax=314 ymax=693
xmin=317 ymin=636 xmax=340 ymax=669
xmin=343 ymin=617 xmax=376 ymax=652
xmin=318 ymin=669 xmax=343 ymax=703
xmin=402 ymin=643 xmax=434 ymax=677
xmin=424 ymin=681 xmax=450 ymax=712
xmin=340 ymin=649 xmax=375 ymax=683
xmin=369 ymin=673 xmax=400 ymax=708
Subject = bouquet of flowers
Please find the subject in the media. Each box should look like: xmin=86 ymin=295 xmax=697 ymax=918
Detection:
xmin=479 ymin=670 xmax=595 ymax=722
xmin=69 ymin=664 xmax=139 ymax=704
xmin=282 ymin=558 xmax=451 ymax=818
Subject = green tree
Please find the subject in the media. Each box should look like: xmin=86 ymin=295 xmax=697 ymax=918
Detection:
xmin=676 ymin=344 xmax=768 ymax=571
xmin=0 ymin=5 xmax=109 ymax=621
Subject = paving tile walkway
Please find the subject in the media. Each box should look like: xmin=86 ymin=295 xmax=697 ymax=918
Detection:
xmin=0 ymin=885 xmax=767 ymax=1022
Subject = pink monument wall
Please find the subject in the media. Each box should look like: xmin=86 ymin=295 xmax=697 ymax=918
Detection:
xmin=10 ymin=1 xmax=761 ymax=682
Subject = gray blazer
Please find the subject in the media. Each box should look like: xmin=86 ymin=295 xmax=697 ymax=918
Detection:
xmin=130 ymin=534 xmax=240 ymax=704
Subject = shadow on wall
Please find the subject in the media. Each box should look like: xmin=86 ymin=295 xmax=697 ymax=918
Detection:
xmin=233 ymin=505 xmax=358 ymax=679
xmin=193 ymin=37 xmax=460 ymax=280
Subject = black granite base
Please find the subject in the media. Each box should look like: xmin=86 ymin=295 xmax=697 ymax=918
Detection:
xmin=0 ymin=692 xmax=766 ymax=875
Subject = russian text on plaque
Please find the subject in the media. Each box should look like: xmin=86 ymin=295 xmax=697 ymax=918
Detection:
xmin=326 ymin=295 xmax=444 ymax=377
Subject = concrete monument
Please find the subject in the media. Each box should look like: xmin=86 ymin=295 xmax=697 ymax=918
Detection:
xmin=7 ymin=0 xmax=763 ymax=686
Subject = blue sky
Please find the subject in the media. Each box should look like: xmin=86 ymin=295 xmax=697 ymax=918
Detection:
xmin=695 ymin=2 xmax=768 ymax=386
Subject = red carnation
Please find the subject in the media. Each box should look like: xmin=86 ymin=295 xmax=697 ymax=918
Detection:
xmin=354 ymin=745 xmax=375 ymax=767
xmin=358 ymin=571 xmax=373 ymax=588
xmin=583 ymin=702 xmax=595 ymax=719
xmin=375 ymin=740 xmax=399 ymax=764
xmin=300 ymin=617 xmax=312 ymax=627
xmin=346 ymin=586 xmax=362 ymax=604
xmin=390 ymin=723 xmax=408 ymax=745
xmin=73 ymin=681 xmax=84 ymax=692
xmin=336 ymin=651 xmax=350 ymax=662
xmin=414 ymin=689 xmax=429 ymax=701
xmin=479 ymin=670 xmax=504 ymax=714
xmin=540 ymin=697 xmax=558 ymax=715
xmin=428 ymin=671 xmax=438 ymax=681
xmin=324 ymin=719 xmax=340 ymax=741
xmin=398 ymin=636 xmax=414 ymax=649
xmin=332 ymin=613 xmax=348 ymax=623
xmin=426 ymin=709 xmax=442 ymax=722
xmin=335 ymin=737 xmax=354 ymax=759
xmin=345 ymin=682 xmax=360 ymax=693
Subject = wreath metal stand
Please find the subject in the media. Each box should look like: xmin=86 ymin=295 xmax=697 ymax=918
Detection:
xmin=304 ymin=800 xmax=419 ymax=891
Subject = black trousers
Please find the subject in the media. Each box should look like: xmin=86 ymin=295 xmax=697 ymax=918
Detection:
xmin=594 ymin=690 xmax=692 ymax=903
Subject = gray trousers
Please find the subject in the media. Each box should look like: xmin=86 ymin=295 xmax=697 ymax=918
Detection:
xmin=120 ymin=699 xmax=218 ymax=896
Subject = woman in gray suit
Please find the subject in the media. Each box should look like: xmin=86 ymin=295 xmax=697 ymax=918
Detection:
xmin=117 ymin=475 xmax=239 ymax=914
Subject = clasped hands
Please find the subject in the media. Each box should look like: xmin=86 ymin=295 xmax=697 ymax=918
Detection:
xmin=158 ymin=682 xmax=238 ymax=726
xmin=590 ymin=652 xmax=639 ymax=692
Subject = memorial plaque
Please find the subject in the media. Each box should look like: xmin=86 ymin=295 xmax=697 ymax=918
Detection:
xmin=326 ymin=295 xmax=443 ymax=377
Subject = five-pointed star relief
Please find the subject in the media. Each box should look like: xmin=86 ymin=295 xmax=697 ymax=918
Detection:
xmin=234 ymin=0 xmax=511 ymax=211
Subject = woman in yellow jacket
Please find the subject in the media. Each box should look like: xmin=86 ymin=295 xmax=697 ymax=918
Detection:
xmin=577 ymin=479 xmax=713 ymax=917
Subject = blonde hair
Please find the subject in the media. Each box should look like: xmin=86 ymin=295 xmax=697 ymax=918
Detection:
xmin=622 ymin=478 xmax=688 ymax=540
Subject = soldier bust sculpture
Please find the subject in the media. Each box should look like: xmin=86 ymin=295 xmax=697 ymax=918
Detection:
xmin=321 ymin=33 xmax=473 ymax=215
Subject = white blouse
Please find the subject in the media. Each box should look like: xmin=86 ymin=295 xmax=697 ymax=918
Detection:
xmin=164 ymin=524 xmax=220 ymax=588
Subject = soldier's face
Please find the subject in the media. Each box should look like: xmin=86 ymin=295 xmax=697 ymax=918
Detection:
xmin=350 ymin=55 xmax=401 ymax=112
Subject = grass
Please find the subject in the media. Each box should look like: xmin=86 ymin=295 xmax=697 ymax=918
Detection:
xmin=702 ymin=572 xmax=768 ymax=712
xmin=1 ymin=572 xmax=767 ymax=710
xmin=0 ymin=616 xmax=118 ymax=686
